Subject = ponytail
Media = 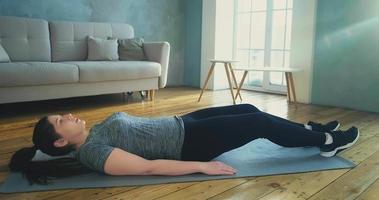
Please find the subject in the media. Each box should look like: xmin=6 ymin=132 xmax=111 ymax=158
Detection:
xmin=8 ymin=115 xmax=93 ymax=185
xmin=9 ymin=146 xmax=37 ymax=172
xmin=9 ymin=146 xmax=92 ymax=185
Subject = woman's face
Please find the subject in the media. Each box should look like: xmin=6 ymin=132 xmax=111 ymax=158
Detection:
xmin=47 ymin=113 xmax=86 ymax=143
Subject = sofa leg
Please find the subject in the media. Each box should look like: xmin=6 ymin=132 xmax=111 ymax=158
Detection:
xmin=145 ymin=90 xmax=149 ymax=99
xmin=138 ymin=91 xmax=146 ymax=99
xmin=149 ymin=89 xmax=156 ymax=101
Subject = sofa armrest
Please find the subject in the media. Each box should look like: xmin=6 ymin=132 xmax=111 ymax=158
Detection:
xmin=143 ymin=42 xmax=170 ymax=88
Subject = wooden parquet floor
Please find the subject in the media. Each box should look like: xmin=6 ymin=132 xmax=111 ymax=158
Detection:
xmin=0 ymin=86 xmax=378 ymax=200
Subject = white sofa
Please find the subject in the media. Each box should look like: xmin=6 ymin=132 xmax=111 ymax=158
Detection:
xmin=0 ymin=16 xmax=170 ymax=104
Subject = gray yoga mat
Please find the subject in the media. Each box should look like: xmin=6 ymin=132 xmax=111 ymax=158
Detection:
xmin=0 ymin=139 xmax=355 ymax=193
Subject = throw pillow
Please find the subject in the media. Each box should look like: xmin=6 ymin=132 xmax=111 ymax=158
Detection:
xmin=0 ymin=43 xmax=10 ymax=62
xmin=87 ymin=36 xmax=119 ymax=61
xmin=117 ymin=37 xmax=148 ymax=61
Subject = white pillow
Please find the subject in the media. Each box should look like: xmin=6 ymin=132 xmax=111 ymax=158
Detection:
xmin=87 ymin=36 xmax=119 ymax=61
xmin=31 ymin=150 xmax=75 ymax=161
xmin=0 ymin=43 xmax=10 ymax=62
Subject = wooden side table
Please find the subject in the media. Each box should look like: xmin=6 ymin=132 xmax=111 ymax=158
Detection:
xmin=197 ymin=59 xmax=242 ymax=104
xmin=233 ymin=67 xmax=302 ymax=107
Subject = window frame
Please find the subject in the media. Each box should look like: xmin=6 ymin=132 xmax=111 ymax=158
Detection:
xmin=233 ymin=0 xmax=293 ymax=94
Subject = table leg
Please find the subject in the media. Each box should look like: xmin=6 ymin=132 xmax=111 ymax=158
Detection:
xmin=235 ymin=70 xmax=248 ymax=101
xmin=288 ymin=72 xmax=298 ymax=108
xmin=228 ymin=63 xmax=243 ymax=101
xmin=285 ymin=72 xmax=291 ymax=102
xmin=198 ymin=62 xmax=216 ymax=102
xmin=224 ymin=63 xmax=236 ymax=105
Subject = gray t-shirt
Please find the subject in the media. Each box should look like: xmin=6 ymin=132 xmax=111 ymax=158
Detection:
xmin=74 ymin=112 xmax=185 ymax=173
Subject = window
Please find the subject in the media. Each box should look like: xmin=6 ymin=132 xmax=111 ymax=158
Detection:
xmin=233 ymin=0 xmax=293 ymax=93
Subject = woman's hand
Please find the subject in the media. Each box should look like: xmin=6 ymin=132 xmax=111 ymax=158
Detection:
xmin=199 ymin=161 xmax=237 ymax=175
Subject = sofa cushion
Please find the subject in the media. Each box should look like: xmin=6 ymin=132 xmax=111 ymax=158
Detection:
xmin=0 ymin=16 xmax=51 ymax=62
xmin=87 ymin=36 xmax=119 ymax=61
xmin=50 ymin=21 xmax=134 ymax=62
xmin=118 ymin=37 xmax=147 ymax=61
xmin=0 ymin=43 xmax=10 ymax=62
xmin=64 ymin=61 xmax=161 ymax=83
xmin=0 ymin=62 xmax=79 ymax=87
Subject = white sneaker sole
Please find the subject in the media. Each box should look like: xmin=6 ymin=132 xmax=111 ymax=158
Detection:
xmin=332 ymin=123 xmax=340 ymax=131
xmin=320 ymin=128 xmax=360 ymax=157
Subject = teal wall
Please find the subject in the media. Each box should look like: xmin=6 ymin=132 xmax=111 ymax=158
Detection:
xmin=184 ymin=0 xmax=202 ymax=87
xmin=312 ymin=0 xmax=379 ymax=113
xmin=0 ymin=0 xmax=188 ymax=86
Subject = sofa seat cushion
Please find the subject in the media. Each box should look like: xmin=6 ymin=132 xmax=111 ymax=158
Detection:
xmin=63 ymin=61 xmax=161 ymax=83
xmin=0 ymin=62 xmax=79 ymax=87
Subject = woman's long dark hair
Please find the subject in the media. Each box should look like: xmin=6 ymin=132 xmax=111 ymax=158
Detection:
xmin=8 ymin=116 xmax=92 ymax=185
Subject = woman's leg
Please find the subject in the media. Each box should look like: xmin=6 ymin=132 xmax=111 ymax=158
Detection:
xmin=181 ymin=103 xmax=306 ymax=128
xmin=259 ymin=112 xmax=306 ymax=128
xmin=180 ymin=112 xmax=326 ymax=161
xmin=181 ymin=104 xmax=260 ymax=120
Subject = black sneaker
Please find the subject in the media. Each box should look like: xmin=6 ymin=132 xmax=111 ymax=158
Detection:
xmin=307 ymin=120 xmax=340 ymax=132
xmin=320 ymin=126 xmax=360 ymax=157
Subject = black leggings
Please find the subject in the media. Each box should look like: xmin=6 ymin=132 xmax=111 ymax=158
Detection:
xmin=179 ymin=104 xmax=326 ymax=161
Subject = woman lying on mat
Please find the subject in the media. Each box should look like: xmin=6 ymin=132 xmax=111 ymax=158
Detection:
xmin=9 ymin=104 xmax=359 ymax=185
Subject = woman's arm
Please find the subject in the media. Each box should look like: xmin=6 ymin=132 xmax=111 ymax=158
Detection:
xmin=103 ymin=148 xmax=237 ymax=176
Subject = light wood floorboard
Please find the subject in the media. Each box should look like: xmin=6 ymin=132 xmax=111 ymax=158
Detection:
xmin=0 ymin=86 xmax=378 ymax=200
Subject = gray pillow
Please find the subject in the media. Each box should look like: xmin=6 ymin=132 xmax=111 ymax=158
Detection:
xmin=87 ymin=36 xmax=119 ymax=61
xmin=117 ymin=37 xmax=148 ymax=61
xmin=0 ymin=43 xmax=10 ymax=62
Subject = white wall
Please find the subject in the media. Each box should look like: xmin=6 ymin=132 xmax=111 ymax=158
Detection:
xmin=200 ymin=0 xmax=217 ymax=90
xmin=290 ymin=0 xmax=317 ymax=103
xmin=201 ymin=0 xmax=235 ymax=90
xmin=213 ymin=0 xmax=235 ymax=90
